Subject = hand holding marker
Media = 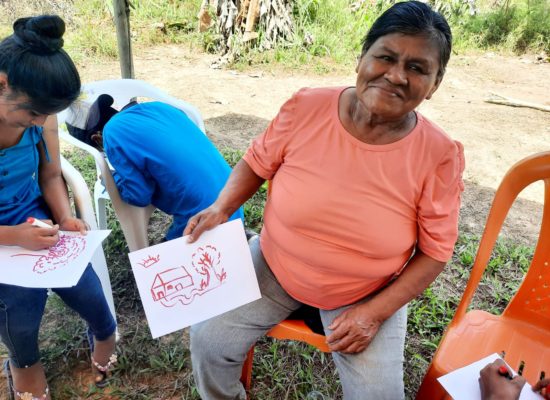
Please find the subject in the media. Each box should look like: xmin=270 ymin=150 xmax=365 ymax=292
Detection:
xmin=497 ymin=365 xmax=513 ymax=380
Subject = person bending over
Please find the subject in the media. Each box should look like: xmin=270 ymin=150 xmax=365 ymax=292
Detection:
xmin=67 ymin=95 xmax=243 ymax=241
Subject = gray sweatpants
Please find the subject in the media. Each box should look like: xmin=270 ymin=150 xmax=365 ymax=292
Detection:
xmin=190 ymin=236 xmax=407 ymax=400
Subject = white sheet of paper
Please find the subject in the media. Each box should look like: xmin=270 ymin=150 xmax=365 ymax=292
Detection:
xmin=438 ymin=353 xmax=543 ymax=400
xmin=129 ymin=219 xmax=261 ymax=339
xmin=0 ymin=230 xmax=111 ymax=288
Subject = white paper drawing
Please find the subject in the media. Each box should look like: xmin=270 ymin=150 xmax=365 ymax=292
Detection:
xmin=129 ymin=219 xmax=261 ymax=338
xmin=0 ymin=230 xmax=111 ymax=288
xmin=438 ymin=353 xmax=543 ymax=400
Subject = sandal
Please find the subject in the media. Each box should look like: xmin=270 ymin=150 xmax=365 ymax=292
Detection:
xmin=91 ymin=353 xmax=117 ymax=388
xmin=13 ymin=387 xmax=49 ymax=400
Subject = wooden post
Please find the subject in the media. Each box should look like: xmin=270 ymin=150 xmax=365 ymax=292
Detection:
xmin=112 ymin=0 xmax=134 ymax=78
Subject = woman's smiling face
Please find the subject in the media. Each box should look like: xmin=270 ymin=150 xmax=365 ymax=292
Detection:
xmin=355 ymin=33 xmax=443 ymax=121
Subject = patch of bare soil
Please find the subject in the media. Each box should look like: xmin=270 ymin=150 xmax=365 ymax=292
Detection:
xmin=78 ymin=45 xmax=550 ymax=246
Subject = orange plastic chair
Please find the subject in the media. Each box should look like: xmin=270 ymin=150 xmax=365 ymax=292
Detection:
xmin=416 ymin=151 xmax=550 ymax=400
xmin=240 ymin=319 xmax=330 ymax=391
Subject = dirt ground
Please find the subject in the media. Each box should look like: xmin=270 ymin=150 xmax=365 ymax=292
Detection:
xmin=78 ymin=46 xmax=550 ymax=246
xmin=0 ymin=44 xmax=548 ymax=399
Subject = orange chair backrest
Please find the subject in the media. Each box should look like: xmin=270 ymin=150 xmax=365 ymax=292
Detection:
xmin=452 ymin=151 xmax=550 ymax=331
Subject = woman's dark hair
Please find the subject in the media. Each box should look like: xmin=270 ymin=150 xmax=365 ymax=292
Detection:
xmin=0 ymin=15 xmax=81 ymax=114
xmin=361 ymin=1 xmax=452 ymax=77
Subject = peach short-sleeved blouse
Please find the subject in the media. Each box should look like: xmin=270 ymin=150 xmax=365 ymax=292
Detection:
xmin=243 ymin=87 xmax=464 ymax=309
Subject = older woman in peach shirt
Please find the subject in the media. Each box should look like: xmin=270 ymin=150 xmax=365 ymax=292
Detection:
xmin=185 ymin=2 xmax=464 ymax=399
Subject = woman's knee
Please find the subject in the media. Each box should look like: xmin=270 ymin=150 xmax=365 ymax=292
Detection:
xmin=190 ymin=320 xmax=224 ymax=358
xmin=190 ymin=318 xmax=254 ymax=366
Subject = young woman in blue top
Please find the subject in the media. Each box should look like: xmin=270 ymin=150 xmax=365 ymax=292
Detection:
xmin=0 ymin=16 xmax=116 ymax=399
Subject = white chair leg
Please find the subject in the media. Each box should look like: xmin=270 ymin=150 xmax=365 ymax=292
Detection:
xmin=94 ymin=179 xmax=110 ymax=230
xmin=96 ymin=197 xmax=108 ymax=230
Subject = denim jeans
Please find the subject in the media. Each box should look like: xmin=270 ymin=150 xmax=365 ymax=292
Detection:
xmin=190 ymin=236 xmax=407 ymax=400
xmin=0 ymin=263 xmax=116 ymax=368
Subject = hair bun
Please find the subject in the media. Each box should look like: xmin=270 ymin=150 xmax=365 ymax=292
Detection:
xmin=13 ymin=15 xmax=65 ymax=55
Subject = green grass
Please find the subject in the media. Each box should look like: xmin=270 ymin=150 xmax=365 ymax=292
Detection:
xmin=452 ymin=0 xmax=550 ymax=53
xmin=28 ymin=147 xmax=532 ymax=399
xmin=221 ymin=148 xmax=267 ymax=233
xmin=62 ymin=0 xmax=204 ymax=64
xmin=1 ymin=0 xmax=546 ymax=73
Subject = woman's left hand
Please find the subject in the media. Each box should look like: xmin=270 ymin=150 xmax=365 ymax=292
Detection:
xmin=326 ymin=302 xmax=383 ymax=354
xmin=58 ymin=216 xmax=89 ymax=234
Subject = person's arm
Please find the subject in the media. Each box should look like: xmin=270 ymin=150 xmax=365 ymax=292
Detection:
xmin=38 ymin=115 xmax=87 ymax=233
xmin=184 ymin=159 xmax=265 ymax=242
xmin=327 ymin=250 xmax=445 ymax=353
xmin=479 ymin=360 xmax=526 ymax=400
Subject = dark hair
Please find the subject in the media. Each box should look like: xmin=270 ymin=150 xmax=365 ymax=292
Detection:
xmin=361 ymin=1 xmax=452 ymax=77
xmin=0 ymin=15 xmax=81 ymax=114
xmin=66 ymin=94 xmax=138 ymax=150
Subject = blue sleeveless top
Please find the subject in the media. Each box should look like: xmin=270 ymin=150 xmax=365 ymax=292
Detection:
xmin=0 ymin=126 xmax=51 ymax=226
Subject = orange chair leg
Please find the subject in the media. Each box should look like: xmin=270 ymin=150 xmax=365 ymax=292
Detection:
xmin=240 ymin=346 xmax=254 ymax=392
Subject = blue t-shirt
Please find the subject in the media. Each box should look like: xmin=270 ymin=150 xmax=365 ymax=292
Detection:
xmin=0 ymin=126 xmax=50 ymax=226
xmin=103 ymin=102 xmax=243 ymax=240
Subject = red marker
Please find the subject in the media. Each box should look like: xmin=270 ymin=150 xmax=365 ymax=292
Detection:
xmin=498 ymin=365 xmax=513 ymax=380
xmin=27 ymin=217 xmax=52 ymax=229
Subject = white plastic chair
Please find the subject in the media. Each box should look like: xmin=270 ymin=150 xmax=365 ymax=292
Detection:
xmin=58 ymin=79 xmax=205 ymax=252
xmin=60 ymin=154 xmax=116 ymax=320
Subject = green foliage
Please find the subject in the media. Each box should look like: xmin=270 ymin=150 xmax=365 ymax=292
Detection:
xmin=62 ymin=148 xmax=96 ymax=186
xmin=250 ymin=338 xmax=341 ymax=399
xmin=454 ymin=0 xmax=550 ymax=53
xmin=60 ymin=0 xmax=203 ymax=63
xmin=432 ymin=0 xmax=473 ymax=23
xmin=234 ymin=0 xmax=381 ymax=72
xmin=1 ymin=0 xmax=547 ymax=73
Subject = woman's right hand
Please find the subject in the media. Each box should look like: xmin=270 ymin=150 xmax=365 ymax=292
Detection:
xmin=13 ymin=220 xmax=60 ymax=250
xmin=183 ymin=205 xmax=229 ymax=243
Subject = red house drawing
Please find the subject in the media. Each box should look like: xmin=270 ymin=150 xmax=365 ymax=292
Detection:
xmin=149 ymin=245 xmax=226 ymax=307
xmin=151 ymin=267 xmax=193 ymax=301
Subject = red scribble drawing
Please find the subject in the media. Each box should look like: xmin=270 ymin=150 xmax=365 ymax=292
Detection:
xmin=139 ymin=254 xmax=160 ymax=268
xmin=11 ymin=233 xmax=86 ymax=274
xmin=150 ymin=245 xmax=226 ymax=307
